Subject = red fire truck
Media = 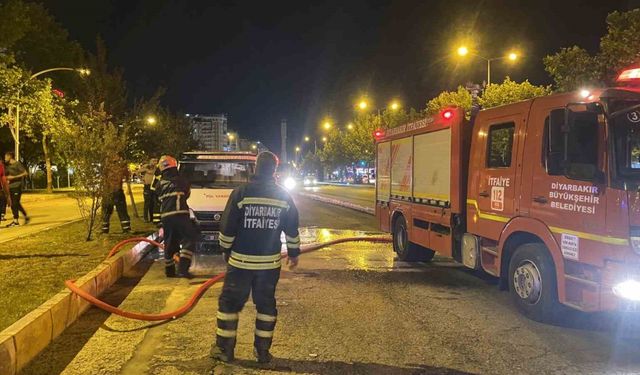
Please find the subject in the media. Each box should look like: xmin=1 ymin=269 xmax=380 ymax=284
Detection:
xmin=375 ymin=68 xmax=640 ymax=322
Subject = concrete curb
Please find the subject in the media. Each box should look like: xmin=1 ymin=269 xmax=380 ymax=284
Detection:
xmin=0 ymin=231 xmax=160 ymax=375
xmin=297 ymin=192 xmax=374 ymax=215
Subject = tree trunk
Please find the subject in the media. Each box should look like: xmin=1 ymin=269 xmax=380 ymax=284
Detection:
xmin=86 ymin=195 xmax=97 ymax=241
xmin=42 ymin=133 xmax=53 ymax=193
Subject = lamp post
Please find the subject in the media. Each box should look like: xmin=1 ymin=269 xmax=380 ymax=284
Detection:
xmin=456 ymin=46 xmax=519 ymax=85
xmin=13 ymin=67 xmax=90 ymax=160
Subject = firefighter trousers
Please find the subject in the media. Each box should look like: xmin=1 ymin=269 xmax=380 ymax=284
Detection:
xmin=102 ymin=189 xmax=130 ymax=233
xmin=161 ymin=214 xmax=199 ymax=276
xmin=216 ymin=266 xmax=280 ymax=352
xmin=143 ymin=184 xmax=152 ymax=222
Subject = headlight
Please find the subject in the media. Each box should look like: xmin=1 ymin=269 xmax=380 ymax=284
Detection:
xmin=303 ymin=178 xmax=311 ymax=186
xmin=283 ymin=177 xmax=296 ymax=190
xmin=312 ymin=179 xmax=318 ymax=184
xmin=189 ymin=209 xmax=196 ymax=220
xmin=613 ymin=280 xmax=640 ymax=301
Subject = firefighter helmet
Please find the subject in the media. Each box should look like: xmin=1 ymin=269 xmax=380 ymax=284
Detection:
xmin=158 ymin=155 xmax=178 ymax=171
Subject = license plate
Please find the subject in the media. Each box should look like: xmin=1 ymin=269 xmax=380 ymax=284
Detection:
xmin=203 ymin=233 xmax=219 ymax=242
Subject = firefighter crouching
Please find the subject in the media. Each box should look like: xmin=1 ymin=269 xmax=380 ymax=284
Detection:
xmin=211 ymin=151 xmax=300 ymax=364
xmin=154 ymin=155 xmax=199 ymax=278
xmin=102 ymin=165 xmax=131 ymax=234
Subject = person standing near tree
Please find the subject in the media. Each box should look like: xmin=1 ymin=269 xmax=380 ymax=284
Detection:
xmin=5 ymin=152 xmax=28 ymax=227
xmin=137 ymin=158 xmax=158 ymax=223
xmin=101 ymin=164 xmax=131 ymax=234
xmin=0 ymin=157 xmax=12 ymax=223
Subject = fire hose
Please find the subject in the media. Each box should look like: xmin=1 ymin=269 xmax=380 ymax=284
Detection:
xmin=65 ymin=235 xmax=392 ymax=321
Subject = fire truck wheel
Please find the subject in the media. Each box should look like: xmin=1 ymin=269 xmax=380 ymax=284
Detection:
xmin=392 ymin=216 xmax=434 ymax=262
xmin=508 ymin=243 xmax=560 ymax=323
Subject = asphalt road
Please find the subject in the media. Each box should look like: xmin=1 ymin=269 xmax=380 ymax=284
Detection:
xmin=23 ymin=194 xmax=640 ymax=375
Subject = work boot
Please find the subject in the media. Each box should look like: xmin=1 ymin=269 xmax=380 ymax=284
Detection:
xmin=177 ymin=254 xmax=193 ymax=278
xmin=254 ymin=347 xmax=273 ymax=364
xmin=165 ymin=260 xmax=176 ymax=277
xmin=210 ymin=345 xmax=234 ymax=363
xmin=6 ymin=221 xmax=19 ymax=228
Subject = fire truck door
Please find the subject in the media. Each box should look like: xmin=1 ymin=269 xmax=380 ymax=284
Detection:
xmin=525 ymin=105 xmax=607 ymax=263
xmin=470 ymin=114 xmax=522 ymax=239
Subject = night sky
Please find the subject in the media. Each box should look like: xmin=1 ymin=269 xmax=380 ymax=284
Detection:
xmin=42 ymin=0 xmax=637 ymax=152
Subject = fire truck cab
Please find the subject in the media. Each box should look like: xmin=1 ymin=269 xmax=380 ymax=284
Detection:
xmin=376 ymin=68 xmax=640 ymax=322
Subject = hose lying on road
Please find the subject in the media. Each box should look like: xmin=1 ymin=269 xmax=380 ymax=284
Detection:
xmin=65 ymin=235 xmax=392 ymax=321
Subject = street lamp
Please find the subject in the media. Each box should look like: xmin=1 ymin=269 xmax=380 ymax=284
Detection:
xmin=456 ymin=45 xmax=520 ymax=84
xmin=347 ymin=123 xmax=354 ymax=130
xmin=323 ymin=121 xmax=332 ymax=131
xmin=304 ymin=136 xmax=310 ymax=142
xmin=12 ymin=67 xmax=91 ymax=160
xmin=145 ymin=115 xmax=157 ymax=125
xmin=389 ymin=101 xmax=400 ymax=111
xmin=358 ymin=100 xmax=368 ymax=110
xmin=322 ymin=136 xmax=327 ymax=142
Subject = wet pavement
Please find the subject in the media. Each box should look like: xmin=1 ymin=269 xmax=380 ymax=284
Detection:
xmin=21 ymin=224 xmax=640 ymax=375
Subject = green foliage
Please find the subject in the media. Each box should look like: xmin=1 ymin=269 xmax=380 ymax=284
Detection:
xmin=598 ymin=9 xmax=640 ymax=83
xmin=425 ymin=86 xmax=472 ymax=115
xmin=544 ymin=9 xmax=640 ymax=91
xmin=543 ymin=46 xmax=600 ymax=92
xmin=55 ymin=105 xmax=127 ymax=240
xmin=479 ymin=77 xmax=551 ymax=108
xmin=319 ymin=108 xmax=421 ymax=169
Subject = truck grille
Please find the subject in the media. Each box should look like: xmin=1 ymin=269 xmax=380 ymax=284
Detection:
xmin=194 ymin=211 xmax=222 ymax=222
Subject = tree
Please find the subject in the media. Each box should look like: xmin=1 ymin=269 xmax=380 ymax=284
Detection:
xmin=543 ymin=46 xmax=600 ymax=92
xmin=54 ymin=105 xmax=126 ymax=240
xmin=0 ymin=60 xmax=70 ymax=191
xmin=319 ymin=108 xmax=421 ymax=174
xmin=425 ymin=86 xmax=473 ymax=115
xmin=479 ymin=77 xmax=551 ymax=108
xmin=598 ymin=9 xmax=640 ymax=83
xmin=0 ymin=0 xmax=84 ymax=191
xmin=544 ymin=9 xmax=640 ymax=91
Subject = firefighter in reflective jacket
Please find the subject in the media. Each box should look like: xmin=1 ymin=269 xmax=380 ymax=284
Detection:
xmin=102 ymin=165 xmax=131 ymax=234
xmin=154 ymin=155 xmax=198 ymax=278
xmin=211 ymin=151 xmax=300 ymax=364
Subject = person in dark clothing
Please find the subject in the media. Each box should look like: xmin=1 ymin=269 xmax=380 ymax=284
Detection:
xmin=0 ymin=159 xmax=11 ymax=222
xmin=4 ymin=152 xmax=29 ymax=227
xmin=101 ymin=166 xmax=131 ymax=233
xmin=153 ymin=155 xmax=199 ymax=278
xmin=138 ymin=158 xmax=158 ymax=222
xmin=211 ymin=151 xmax=300 ymax=364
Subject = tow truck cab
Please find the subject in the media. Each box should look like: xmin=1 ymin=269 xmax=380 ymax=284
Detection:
xmin=376 ymin=68 xmax=640 ymax=321
xmin=178 ymin=151 xmax=257 ymax=251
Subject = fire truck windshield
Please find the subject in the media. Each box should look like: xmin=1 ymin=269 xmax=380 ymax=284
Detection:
xmin=179 ymin=161 xmax=255 ymax=188
xmin=611 ymin=101 xmax=640 ymax=178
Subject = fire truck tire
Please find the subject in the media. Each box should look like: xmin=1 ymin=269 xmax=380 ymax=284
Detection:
xmin=508 ymin=243 xmax=560 ymax=323
xmin=392 ymin=216 xmax=435 ymax=262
